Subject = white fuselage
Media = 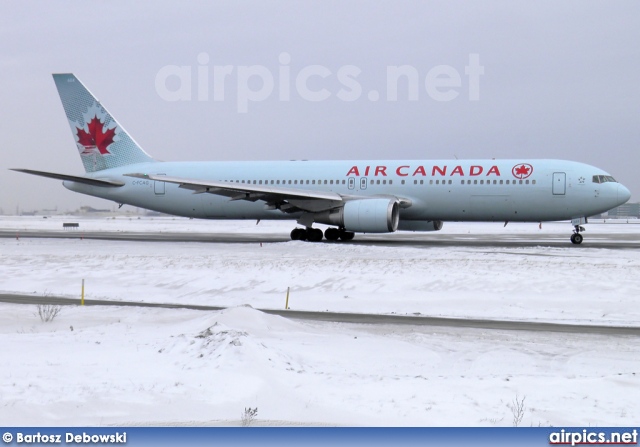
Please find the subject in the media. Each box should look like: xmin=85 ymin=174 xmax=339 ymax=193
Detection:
xmin=63 ymin=159 xmax=630 ymax=224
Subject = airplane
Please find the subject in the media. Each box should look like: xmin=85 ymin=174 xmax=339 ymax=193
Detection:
xmin=12 ymin=73 xmax=631 ymax=244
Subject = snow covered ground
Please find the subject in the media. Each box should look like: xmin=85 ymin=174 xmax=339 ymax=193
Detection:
xmin=0 ymin=216 xmax=639 ymax=426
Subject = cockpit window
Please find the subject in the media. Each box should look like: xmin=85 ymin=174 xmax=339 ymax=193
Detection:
xmin=592 ymin=175 xmax=617 ymax=184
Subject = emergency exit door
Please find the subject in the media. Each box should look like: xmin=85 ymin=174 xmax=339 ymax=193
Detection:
xmin=154 ymin=174 xmax=166 ymax=195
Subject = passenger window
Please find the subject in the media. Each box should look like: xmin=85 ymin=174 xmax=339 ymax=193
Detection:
xmin=330 ymin=180 xmax=334 ymax=185
xmin=389 ymin=180 xmax=392 ymax=185
xmin=474 ymin=180 xmax=477 ymax=184
xmin=420 ymin=180 xmax=424 ymax=185
xmin=532 ymin=180 xmax=536 ymax=185
xmin=402 ymin=180 xmax=405 ymax=185
xmin=500 ymin=180 xmax=503 ymax=184
xmin=480 ymin=180 xmax=484 ymax=185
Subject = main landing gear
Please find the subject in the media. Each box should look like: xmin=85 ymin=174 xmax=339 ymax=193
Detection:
xmin=290 ymin=227 xmax=355 ymax=242
xmin=570 ymin=225 xmax=585 ymax=245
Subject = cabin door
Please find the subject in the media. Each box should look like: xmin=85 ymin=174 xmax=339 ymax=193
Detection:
xmin=552 ymin=172 xmax=566 ymax=195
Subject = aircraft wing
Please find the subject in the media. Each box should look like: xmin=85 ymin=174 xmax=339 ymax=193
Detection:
xmin=11 ymin=169 xmax=125 ymax=187
xmin=124 ymin=173 xmax=346 ymax=213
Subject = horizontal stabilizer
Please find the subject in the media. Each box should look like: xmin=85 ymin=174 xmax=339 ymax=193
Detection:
xmin=11 ymin=169 xmax=124 ymax=187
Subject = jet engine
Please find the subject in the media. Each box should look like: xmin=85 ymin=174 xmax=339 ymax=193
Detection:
xmin=315 ymin=198 xmax=400 ymax=233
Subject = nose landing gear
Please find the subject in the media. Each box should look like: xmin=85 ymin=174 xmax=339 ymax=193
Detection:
xmin=570 ymin=225 xmax=585 ymax=245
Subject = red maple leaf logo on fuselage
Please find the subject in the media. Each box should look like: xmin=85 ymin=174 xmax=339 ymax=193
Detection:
xmin=76 ymin=115 xmax=116 ymax=155
xmin=512 ymin=163 xmax=533 ymax=179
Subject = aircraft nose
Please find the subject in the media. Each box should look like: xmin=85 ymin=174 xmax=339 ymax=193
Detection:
xmin=618 ymin=184 xmax=631 ymax=205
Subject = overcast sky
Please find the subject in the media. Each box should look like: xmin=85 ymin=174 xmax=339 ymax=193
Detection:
xmin=1 ymin=1 xmax=638 ymax=213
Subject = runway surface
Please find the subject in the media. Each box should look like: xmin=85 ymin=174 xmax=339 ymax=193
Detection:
xmin=2 ymin=228 xmax=640 ymax=249
xmin=2 ymin=293 xmax=639 ymax=336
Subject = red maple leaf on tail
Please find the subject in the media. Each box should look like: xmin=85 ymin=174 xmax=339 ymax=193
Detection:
xmin=76 ymin=115 xmax=116 ymax=155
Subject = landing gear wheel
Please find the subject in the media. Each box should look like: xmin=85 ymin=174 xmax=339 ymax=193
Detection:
xmin=570 ymin=233 xmax=583 ymax=245
xmin=324 ymin=228 xmax=340 ymax=241
xmin=290 ymin=228 xmax=306 ymax=241
xmin=339 ymin=230 xmax=355 ymax=241
xmin=307 ymin=228 xmax=324 ymax=242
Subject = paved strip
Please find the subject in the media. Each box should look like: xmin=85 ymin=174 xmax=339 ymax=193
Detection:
xmin=2 ymin=229 xmax=640 ymax=249
xmin=0 ymin=230 xmax=283 ymax=244
xmin=1 ymin=293 xmax=638 ymax=336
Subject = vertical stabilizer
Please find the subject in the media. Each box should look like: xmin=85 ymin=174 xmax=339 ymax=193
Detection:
xmin=53 ymin=73 xmax=155 ymax=173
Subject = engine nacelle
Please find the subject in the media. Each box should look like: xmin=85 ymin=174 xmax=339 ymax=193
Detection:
xmin=397 ymin=220 xmax=443 ymax=232
xmin=315 ymin=199 xmax=400 ymax=233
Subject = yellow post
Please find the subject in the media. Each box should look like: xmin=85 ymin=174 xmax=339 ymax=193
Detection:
xmin=81 ymin=279 xmax=85 ymax=306
xmin=285 ymin=287 xmax=290 ymax=310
